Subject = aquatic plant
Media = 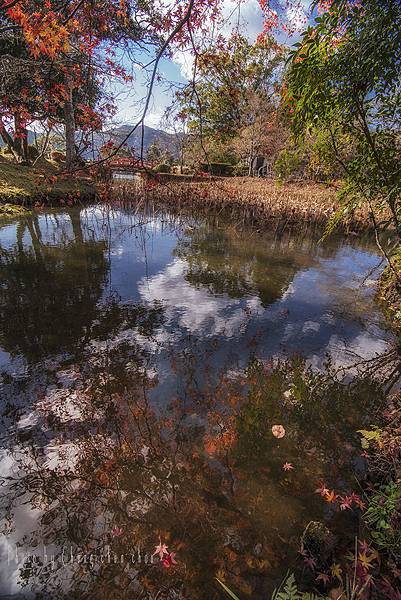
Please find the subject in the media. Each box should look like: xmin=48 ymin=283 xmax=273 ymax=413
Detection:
xmin=364 ymin=482 xmax=401 ymax=558
xmin=111 ymin=177 xmax=371 ymax=235
xmin=216 ymin=572 xmax=329 ymax=599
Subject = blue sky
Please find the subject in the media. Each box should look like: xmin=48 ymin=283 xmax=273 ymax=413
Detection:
xmin=110 ymin=0 xmax=309 ymax=129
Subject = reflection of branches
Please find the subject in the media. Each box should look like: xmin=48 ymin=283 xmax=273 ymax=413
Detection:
xmin=76 ymin=0 xmax=197 ymax=171
xmin=0 ymin=333 xmax=395 ymax=598
xmin=0 ymin=338 xmax=245 ymax=598
xmin=332 ymin=347 xmax=401 ymax=390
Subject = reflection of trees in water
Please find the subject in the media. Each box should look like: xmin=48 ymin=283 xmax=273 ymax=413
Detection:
xmin=173 ymin=224 xmax=337 ymax=307
xmin=0 ymin=349 xmax=243 ymax=599
xmin=0 ymin=211 xmax=108 ymax=363
xmin=235 ymin=358 xmax=387 ymax=466
xmin=0 ymin=300 xmax=168 ymax=598
xmin=0 ymin=206 xmax=393 ymax=598
xmin=0 ymin=332 xmax=387 ymax=599
xmin=0 ymin=293 xmax=164 ymax=448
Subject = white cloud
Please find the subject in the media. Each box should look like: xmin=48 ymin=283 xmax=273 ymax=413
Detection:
xmin=172 ymin=0 xmax=264 ymax=80
xmin=221 ymin=0 xmax=264 ymax=41
xmin=138 ymin=258 xmax=263 ymax=337
xmin=173 ymin=49 xmax=196 ymax=80
xmin=144 ymin=110 xmax=164 ymax=128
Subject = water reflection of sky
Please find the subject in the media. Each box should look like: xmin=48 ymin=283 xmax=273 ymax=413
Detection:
xmin=0 ymin=207 xmax=392 ymax=376
xmin=0 ymin=206 xmax=394 ymax=598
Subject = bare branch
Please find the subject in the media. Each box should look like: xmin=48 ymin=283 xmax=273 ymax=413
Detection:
xmin=97 ymin=0 xmax=196 ymax=166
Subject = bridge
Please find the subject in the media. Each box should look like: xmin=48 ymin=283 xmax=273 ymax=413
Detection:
xmin=108 ymin=157 xmax=153 ymax=171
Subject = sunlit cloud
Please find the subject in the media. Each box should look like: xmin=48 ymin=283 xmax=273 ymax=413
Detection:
xmin=138 ymin=258 xmax=263 ymax=337
xmin=172 ymin=0 xmax=264 ymax=80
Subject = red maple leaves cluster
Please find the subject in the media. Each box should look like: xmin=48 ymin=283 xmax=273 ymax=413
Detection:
xmin=0 ymin=0 xmax=224 ymax=153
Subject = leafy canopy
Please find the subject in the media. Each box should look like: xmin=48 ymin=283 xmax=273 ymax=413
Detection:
xmin=179 ymin=33 xmax=285 ymax=142
xmin=286 ymin=0 xmax=401 ymax=237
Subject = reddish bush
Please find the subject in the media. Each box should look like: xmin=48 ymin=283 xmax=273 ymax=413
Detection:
xmin=50 ymin=150 xmax=66 ymax=162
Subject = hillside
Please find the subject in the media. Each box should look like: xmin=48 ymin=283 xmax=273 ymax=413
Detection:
xmin=0 ymin=125 xmax=181 ymax=159
xmin=0 ymin=155 xmax=95 ymax=203
xmin=98 ymin=124 xmax=180 ymax=158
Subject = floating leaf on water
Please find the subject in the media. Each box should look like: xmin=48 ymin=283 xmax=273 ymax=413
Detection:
xmin=272 ymin=424 xmax=286 ymax=438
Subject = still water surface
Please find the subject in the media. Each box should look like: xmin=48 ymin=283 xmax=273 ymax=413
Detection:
xmin=0 ymin=205 xmax=393 ymax=599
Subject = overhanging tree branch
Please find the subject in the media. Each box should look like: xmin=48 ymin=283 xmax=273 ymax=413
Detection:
xmin=0 ymin=0 xmax=21 ymax=11
xmin=98 ymin=0 xmax=196 ymax=167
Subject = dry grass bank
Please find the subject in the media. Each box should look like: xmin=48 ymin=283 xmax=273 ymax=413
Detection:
xmin=113 ymin=176 xmax=371 ymax=233
xmin=0 ymin=154 xmax=95 ymax=204
xmin=0 ymin=159 xmax=371 ymax=234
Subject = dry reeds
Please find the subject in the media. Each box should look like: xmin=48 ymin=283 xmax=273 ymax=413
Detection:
xmin=110 ymin=176 xmax=371 ymax=235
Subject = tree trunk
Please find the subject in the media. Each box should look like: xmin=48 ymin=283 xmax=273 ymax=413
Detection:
xmin=0 ymin=118 xmax=14 ymax=148
xmin=0 ymin=116 xmax=29 ymax=163
xmin=248 ymin=152 xmax=255 ymax=176
xmin=14 ymin=113 xmax=29 ymax=163
xmin=180 ymin=144 xmax=184 ymax=175
xmin=248 ymin=142 xmax=255 ymax=177
xmin=70 ymin=210 xmax=84 ymax=244
xmin=64 ymin=82 xmax=77 ymax=172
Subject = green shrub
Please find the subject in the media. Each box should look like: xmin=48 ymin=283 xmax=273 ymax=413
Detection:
xmin=274 ymin=149 xmax=303 ymax=181
xmin=154 ymin=163 xmax=171 ymax=173
xmin=199 ymin=162 xmax=234 ymax=176
xmin=364 ymin=482 xmax=401 ymax=559
xmin=216 ymin=572 xmax=328 ymax=599
xmin=305 ymin=131 xmax=343 ymax=181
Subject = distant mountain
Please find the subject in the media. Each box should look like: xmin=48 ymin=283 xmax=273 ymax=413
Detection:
xmin=1 ymin=125 xmax=181 ymax=159
xmin=84 ymin=124 xmax=181 ymax=159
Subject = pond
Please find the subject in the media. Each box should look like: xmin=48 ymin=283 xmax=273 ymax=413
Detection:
xmin=0 ymin=205 xmax=394 ymax=599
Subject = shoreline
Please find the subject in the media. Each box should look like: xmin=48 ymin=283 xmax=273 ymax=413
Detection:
xmin=1 ymin=163 xmax=399 ymax=319
xmin=111 ymin=176 xmax=374 ymax=235
xmin=0 ymin=156 xmax=367 ymax=232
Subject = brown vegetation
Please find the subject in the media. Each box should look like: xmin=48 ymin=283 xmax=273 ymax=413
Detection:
xmin=378 ymin=254 xmax=401 ymax=330
xmin=112 ymin=176 xmax=371 ymax=234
